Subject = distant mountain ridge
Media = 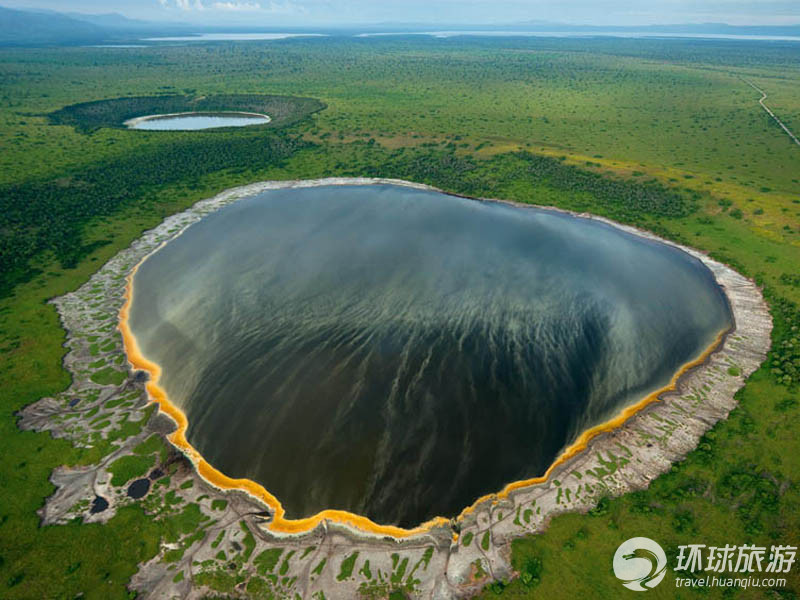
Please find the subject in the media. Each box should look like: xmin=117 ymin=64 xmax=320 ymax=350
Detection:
xmin=511 ymin=21 xmax=800 ymax=36
xmin=0 ymin=4 xmax=798 ymax=46
xmin=0 ymin=6 xmax=106 ymax=45
xmin=361 ymin=20 xmax=800 ymax=36
xmin=63 ymin=12 xmax=167 ymax=31
xmin=0 ymin=6 xmax=192 ymax=46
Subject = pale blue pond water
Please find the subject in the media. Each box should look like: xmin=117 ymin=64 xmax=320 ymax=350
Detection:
xmin=127 ymin=112 xmax=271 ymax=131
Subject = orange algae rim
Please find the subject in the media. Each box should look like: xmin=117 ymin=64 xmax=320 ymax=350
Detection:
xmin=119 ymin=250 xmax=730 ymax=538
xmin=453 ymin=326 xmax=727 ymax=521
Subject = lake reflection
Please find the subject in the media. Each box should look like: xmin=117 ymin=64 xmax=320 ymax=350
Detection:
xmin=129 ymin=184 xmax=732 ymax=527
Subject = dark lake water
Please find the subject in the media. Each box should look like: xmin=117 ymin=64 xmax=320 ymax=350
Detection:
xmin=126 ymin=112 xmax=270 ymax=131
xmin=129 ymin=184 xmax=732 ymax=527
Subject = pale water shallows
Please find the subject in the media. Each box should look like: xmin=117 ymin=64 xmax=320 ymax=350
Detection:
xmin=128 ymin=184 xmax=732 ymax=527
xmin=126 ymin=112 xmax=270 ymax=131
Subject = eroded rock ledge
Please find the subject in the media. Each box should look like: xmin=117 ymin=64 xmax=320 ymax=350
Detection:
xmin=19 ymin=178 xmax=772 ymax=599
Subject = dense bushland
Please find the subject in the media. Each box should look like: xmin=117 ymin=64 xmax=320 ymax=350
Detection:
xmin=0 ymin=132 xmax=309 ymax=295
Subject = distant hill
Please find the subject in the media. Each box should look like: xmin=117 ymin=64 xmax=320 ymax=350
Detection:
xmin=1 ymin=5 xmax=798 ymax=46
xmin=353 ymin=20 xmax=800 ymax=37
xmin=0 ymin=6 xmax=108 ymax=45
xmin=63 ymin=12 xmax=164 ymax=31
xmin=510 ymin=20 xmax=800 ymax=37
xmin=0 ymin=6 xmax=192 ymax=46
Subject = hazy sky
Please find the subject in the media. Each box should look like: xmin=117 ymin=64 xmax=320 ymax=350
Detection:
xmin=3 ymin=0 xmax=799 ymax=26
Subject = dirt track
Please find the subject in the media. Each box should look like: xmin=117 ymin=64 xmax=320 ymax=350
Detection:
xmin=744 ymin=78 xmax=800 ymax=147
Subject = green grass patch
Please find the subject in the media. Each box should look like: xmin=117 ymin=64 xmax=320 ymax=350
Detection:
xmin=106 ymin=454 xmax=155 ymax=487
xmin=254 ymin=548 xmax=282 ymax=575
xmin=89 ymin=367 xmax=126 ymax=386
xmin=481 ymin=531 xmax=491 ymax=551
xmin=337 ymin=552 xmax=359 ymax=581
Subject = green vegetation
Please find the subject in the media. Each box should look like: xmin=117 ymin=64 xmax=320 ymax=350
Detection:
xmin=311 ymin=558 xmax=327 ymax=577
xmin=50 ymin=93 xmax=325 ymax=133
xmin=359 ymin=559 xmax=372 ymax=580
xmin=239 ymin=521 xmax=256 ymax=561
xmin=88 ymin=366 xmax=126 ymax=386
xmin=210 ymin=499 xmax=228 ymax=511
xmin=107 ymin=453 xmax=155 ymax=487
xmin=279 ymin=549 xmax=295 ymax=576
xmin=337 ymin=552 xmax=359 ymax=581
xmin=0 ymin=36 xmax=798 ymax=598
xmin=474 ymin=559 xmax=488 ymax=580
xmin=0 ymin=129 xmax=308 ymax=295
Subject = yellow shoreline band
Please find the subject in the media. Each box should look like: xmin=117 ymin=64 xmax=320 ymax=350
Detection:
xmin=119 ymin=253 xmax=728 ymax=538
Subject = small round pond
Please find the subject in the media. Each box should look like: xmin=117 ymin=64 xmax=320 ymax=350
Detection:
xmin=125 ymin=111 xmax=271 ymax=131
xmin=127 ymin=183 xmax=733 ymax=528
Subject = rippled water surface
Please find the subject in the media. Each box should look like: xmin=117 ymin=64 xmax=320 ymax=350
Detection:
xmin=129 ymin=184 xmax=732 ymax=527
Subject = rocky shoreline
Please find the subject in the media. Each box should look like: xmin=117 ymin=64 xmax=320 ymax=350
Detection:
xmin=19 ymin=178 xmax=772 ymax=599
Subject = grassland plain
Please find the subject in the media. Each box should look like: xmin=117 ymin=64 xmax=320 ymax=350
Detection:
xmin=0 ymin=36 xmax=798 ymax=599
